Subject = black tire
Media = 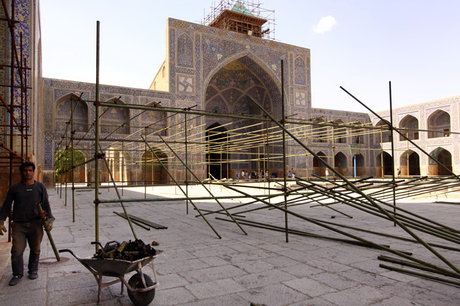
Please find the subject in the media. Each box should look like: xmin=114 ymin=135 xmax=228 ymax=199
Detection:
xmin=127 ymin=273 xmax=156 ymax=306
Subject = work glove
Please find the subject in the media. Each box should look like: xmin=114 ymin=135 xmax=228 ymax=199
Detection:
xmin=44 ymin=221 xmax=53 ymax=231
xmin=0 ymin=221 xmax=7 ymax=235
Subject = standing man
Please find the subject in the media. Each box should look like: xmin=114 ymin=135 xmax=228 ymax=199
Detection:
xmin=0 ymin=162 xmax=54 ymax=286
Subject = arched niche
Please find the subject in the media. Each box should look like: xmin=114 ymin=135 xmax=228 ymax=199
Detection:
xmin=376 ymin=151 xmax=393 ymax=177
xmin=54 ymin=148 xmax=86 ymax=183
xmin=141 ymin=102 xmax=167 ymax=136
xmin=204 ymin=56 xmax=282 ymax=177
xmin=400 ymin=150 xmax=420 ymax=176
xmin=429 ymin=147 xmax=452 ymax=176
xmin=102 ymin=147 xmax=129 ymax=183
xmin=101 ymin=98 xmax=130 ymax=134
xmin=206 ymin=123 xmax=229 ymax=180
xmin=399 ymin=115 xmax=419 ymax=141
xmin=375 ymin=120 xmax=391 ymax=143
xmin=312 ymin=118 xmax=328 ymax=143
xmin=55 ymin=94 xmax=89 ymax=132
xmin=334 ymin=152 xmax=348 ymax=176
xmin=333 ymin=120 xmax=347 ymax=144
xmin=352 ymin=154 xmax=364 ymax=177
xmin=141 ymin=148 xmax=168 ymax=184
xmin=313 ymin=152 xmax=327 ymax=176
xmin=351 ymin=122 xmax=364 ymax=144
xmin=427 ymin=110 xmax=450 ymax=138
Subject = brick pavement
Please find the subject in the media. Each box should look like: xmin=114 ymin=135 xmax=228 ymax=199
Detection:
xmin=0 ymin=186 xmax=459 ymax=305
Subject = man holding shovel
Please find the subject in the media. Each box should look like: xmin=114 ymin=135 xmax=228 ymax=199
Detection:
xmin=0 ymin=162 xmax=54 ymax=286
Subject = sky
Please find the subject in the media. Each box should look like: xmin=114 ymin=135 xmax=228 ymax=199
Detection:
xmin=39 ymin=0 xmax=460 ymax=113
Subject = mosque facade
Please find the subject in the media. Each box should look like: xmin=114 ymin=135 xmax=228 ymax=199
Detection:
xmin=1 ymin=0 xmax=458 ymax=193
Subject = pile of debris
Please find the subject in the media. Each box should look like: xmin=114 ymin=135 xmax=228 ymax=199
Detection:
xmin=94 ymin=239 xmax=159 ymax=261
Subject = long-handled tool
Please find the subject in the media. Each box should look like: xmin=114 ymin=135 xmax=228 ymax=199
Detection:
xmin=37 ymin=203 xmax=60 ymax=261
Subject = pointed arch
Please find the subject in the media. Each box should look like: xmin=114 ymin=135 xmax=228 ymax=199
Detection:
xmin=142 ymin=148 xmax=168 ymax=184
xmin=54 ymin=148 xmax=86 ymax=183
xmin=204 ymin=55 xmax=281 ymax=118
xmin=206 ymin=123 xmax=229 ymax=179
xmin=313 ymin=152 xmax=327 ymax=176
xmin=399 ymin=115 xmax=419 ymax=141
xmin=427 ymin=110 xmax=450 ymax=138
xmin=352 ymin=122 xmax=365 ymax=144
xmin=102 ymin=147 xmax=129 ymax=183
xmin=55 ymin=93 xmax=89 ymax=132
xmin=142 ymin=102 xmax=167 ymax=136
xmin=375 ymin=120 xmax=391 ymax=143
xmin=203 ymin=52 xmax=281 ymax=110
xmin=352 ymin=154 xmax=364 ymax=177
xmin=312 ymin=118 xmax=328 ymax=143
xmin=400 ymin=150 xmax=420 ymax=176
xmin=333 ymin=120 xmax=347 ymax=143
xmin=429 ymin=147 xmax=452 ymax=176
xmin=334 ymin=152 xmax=348 ymax=176
xmin=376 ymin=151 xmax=393 ymax=177
xmin=101 ymin=98 xmax=130 ymax=134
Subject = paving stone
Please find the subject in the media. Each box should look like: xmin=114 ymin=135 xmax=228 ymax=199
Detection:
xmin=308 ymin=272 xmax=359 ymax=290
xmin=378 ymin=283 xmax=427 ymax=300
xmin=157 ymin=273 xmax=189 ymax=290
xmin=226 ymin=249 xmax=273 ymax=263
xmin=48 ymin=286 xmax=114 ymax=305
xmin=157 ymin=258 xmax=209 ymax=275
xmin=289 ymin=297 xmax=338 ymax=306
xmin=237 ymin=283 xmax=309 ymax=306
xmin=274 ymin=248 xmax=313 ymax=263
xmin=234 ymin=269 xmax=295 ymax=289
xmin=197 ymin=256 xmax=228 ymax=267
xmin=369 ymin=295 xmax=421 ymax=306
xmin=262 ymin=254 xmax=301 ymax=268
xmin=410 ymin=289 xmax=460 ymax=306
xmin=179 ymin=265 xmax=247 ymax=282
xmin=153 ymin=286 xmax=196 ymax=305
xmin=180 ymin=293 xmax=249 ymax=306
xmin=283 ymin=277 xmax=336 ymax=297
xmin=185 ymin=278 xmax=245 ymax=299
xmin=280 ymin=263 xmax=324 ymax=277
xmin=0 ymin=289 xmax=47 ymax=306
xmin=339 ymin=269 xmax=396 ymax=287
xmin=381 ymin=270 xmax=421 ymax=282
xmin=233 ymin=259 xmax=274 ymax=273
xmin=47 ymin=272 xmax=94 ymax=291
xmin=306 ymin=258 xmax=353 ymax=273
xmin=322 ymin=285 xmax=389 ymax=306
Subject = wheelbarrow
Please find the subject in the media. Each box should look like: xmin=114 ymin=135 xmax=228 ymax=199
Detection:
xmin=59 ymin=243 xmax=160 ymax=306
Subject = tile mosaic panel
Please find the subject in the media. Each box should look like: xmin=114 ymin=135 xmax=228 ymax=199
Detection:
xmin=295 ymin=56 xmax=306 ymax=85
xmin=176 ymin=74 xmax=195 ymax=94
xmin=177 ymin=33 xmax=194 ymax=68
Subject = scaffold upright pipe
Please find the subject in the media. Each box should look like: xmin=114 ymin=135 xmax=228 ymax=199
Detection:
xmin=280 ymin=59 xmax=288 ymax=243
xmin=388 ymin=81 xmax=397 ymax=226
xmin=94 ymin=21 xmax=101 ymax=249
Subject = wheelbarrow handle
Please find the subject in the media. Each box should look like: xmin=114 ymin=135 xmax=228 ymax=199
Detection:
xmin=59 ymin=249 xmax=77 ymax=259
xmin=91 ymin=241 xmax=104 ymax=248
xmin=91 ymin=240 xmax=119 ymax=249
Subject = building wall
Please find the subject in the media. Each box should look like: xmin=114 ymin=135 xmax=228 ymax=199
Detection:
xmin=41 ymin=18 xmax=381 ymax=184
xmin=374 ymin=96 xmax=460 ymax=176
xmin=0 ymin=0 xmax=41 ymax=202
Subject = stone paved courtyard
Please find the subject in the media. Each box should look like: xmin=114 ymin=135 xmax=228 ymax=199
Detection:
xmin=1 ymin=185 xmax=460 ymax=305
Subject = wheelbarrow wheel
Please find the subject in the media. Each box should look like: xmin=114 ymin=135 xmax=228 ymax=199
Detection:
xmin=127 ymin=273 xmax=155 ymax=306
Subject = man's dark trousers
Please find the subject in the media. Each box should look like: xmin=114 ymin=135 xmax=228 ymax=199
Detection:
xmin=11 ymin=219 xmax=43 ymax=276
